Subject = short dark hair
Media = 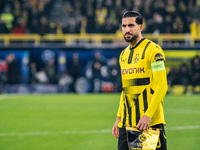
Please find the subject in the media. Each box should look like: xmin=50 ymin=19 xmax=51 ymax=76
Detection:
xmin=122 ymin=11 xmax=143 ymax=25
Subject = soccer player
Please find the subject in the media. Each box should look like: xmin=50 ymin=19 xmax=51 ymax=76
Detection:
xmin=112 ymin=11 xmax=168 ymax=150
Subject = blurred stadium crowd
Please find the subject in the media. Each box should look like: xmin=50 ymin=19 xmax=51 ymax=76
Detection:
xmin=0 ymin=0 xmax=200 ymax=94
xmin=0 ymin=0 xmax=200 ymax=35
xmin=0 ymin=51 xmax=122 ymax=93
xmin=167 ymin=55 xmax=200 ymax=93
xmin=1 ymin=50 xmax=200 ymax=94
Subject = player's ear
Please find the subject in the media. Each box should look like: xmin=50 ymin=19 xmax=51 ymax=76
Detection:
xmin=139 ymin=24 xmax=143 ymax=31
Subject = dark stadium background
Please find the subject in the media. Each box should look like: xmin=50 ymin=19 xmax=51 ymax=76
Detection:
xmin=0 ymin=0 xmax=199 ymax=94
xmin=0 ymin=1 xmax=200 ymax=150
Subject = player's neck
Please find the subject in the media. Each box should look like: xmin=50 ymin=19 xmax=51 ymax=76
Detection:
xmin=129 ymin=36 xmax=143 ymax=48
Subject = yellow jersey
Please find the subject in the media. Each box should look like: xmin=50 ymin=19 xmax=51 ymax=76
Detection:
xmin=117 ymin=38 xmax=168 ymax=128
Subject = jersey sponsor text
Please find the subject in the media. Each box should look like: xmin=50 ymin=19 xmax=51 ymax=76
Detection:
xmin=121 ymin=67 xmax=145 ymax=75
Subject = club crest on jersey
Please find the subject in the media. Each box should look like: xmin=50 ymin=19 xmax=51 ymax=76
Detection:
xmin=133 ymin=54 xmax=139 ymax=63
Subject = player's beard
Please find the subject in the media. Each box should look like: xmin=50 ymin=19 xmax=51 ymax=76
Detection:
xmin=123 ymin=33 xmax=138 ymax=43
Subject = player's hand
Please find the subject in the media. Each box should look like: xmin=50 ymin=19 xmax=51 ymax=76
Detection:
xmin=136 ymin=115 xmax=151 ymax=131
xmin=112 ymin=119 xmax=120 ymax=138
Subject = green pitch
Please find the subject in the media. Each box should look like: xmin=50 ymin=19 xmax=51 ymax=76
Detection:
xmin=0 ymin=94 xmax=200 ymax=150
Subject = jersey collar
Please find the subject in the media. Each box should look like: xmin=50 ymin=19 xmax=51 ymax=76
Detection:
xmin=129 ymin=38 xmax=145 ymax=50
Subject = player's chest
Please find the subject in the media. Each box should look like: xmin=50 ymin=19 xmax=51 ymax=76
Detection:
xmin=120 ymin=50 xmax=150 ymax=76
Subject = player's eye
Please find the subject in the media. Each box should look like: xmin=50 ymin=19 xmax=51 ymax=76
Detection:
xmin=128 ymin=24 xmax=134 ymax=27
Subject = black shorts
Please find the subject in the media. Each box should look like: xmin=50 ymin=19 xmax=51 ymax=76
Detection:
xmin=118 ymin=124 xmax=167 ymax=150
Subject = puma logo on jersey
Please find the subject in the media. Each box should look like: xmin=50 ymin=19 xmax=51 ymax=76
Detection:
xmin=121 ymin=67 xmax=145 ymax=75
xmin=122 ymin=59 xmax=126 ymax=63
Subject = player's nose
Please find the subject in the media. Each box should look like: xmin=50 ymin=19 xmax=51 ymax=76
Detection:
xmin=125 ymin=27 xmax=131 ymax=32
